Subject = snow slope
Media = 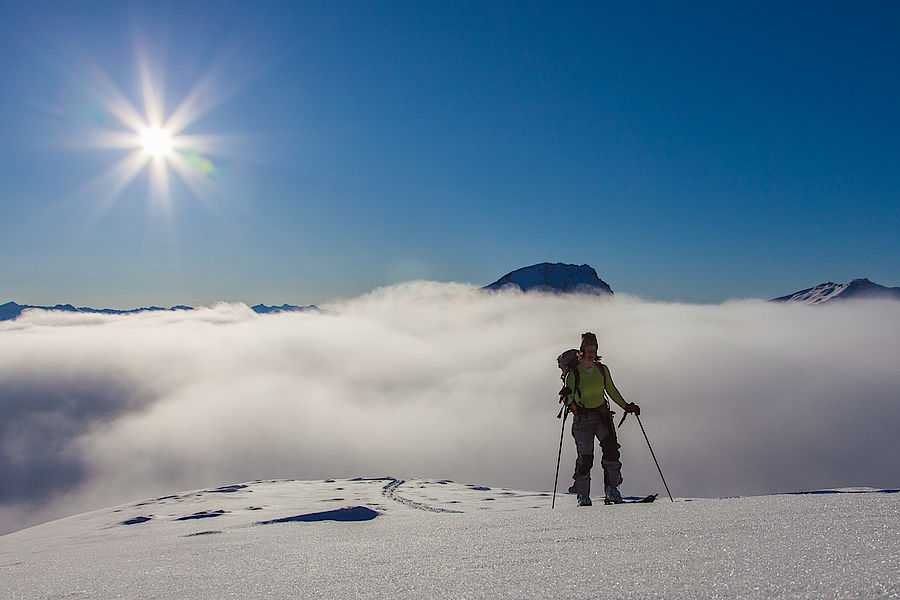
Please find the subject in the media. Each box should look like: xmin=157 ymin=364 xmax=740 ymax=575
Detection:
xmin=2 ymin=478 xmax=897 ymax=599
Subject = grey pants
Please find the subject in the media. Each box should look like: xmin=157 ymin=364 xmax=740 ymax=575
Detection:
xmin=571 ymin=410 xmax=622 ymax=497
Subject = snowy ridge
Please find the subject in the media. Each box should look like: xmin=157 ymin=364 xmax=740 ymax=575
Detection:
xmin=771 ymin=278 xmax=900 ymax=304
xmin=2 ymin=477 xmax=897 ymax=598
xmin=483 ymin=262 xmax=614 ymax=295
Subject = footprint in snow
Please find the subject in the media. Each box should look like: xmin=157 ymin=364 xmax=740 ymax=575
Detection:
xmin=176 ymin=510 xmax=228 ymax=521
xmin=184 ymin=530 xmax=223 ymax=537
xmin=206 ymin=484 xmax=248 ymax=494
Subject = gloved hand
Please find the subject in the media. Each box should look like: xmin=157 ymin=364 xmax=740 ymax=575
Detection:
xmin=625 ymin=402 xmax=641 ymax=415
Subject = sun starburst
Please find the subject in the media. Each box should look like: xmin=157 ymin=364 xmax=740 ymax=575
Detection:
xmin=76 ymin=48 xmax=228 ymax=219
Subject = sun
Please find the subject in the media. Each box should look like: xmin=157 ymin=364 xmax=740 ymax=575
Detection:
xmin=139 ymin=126 xmax=174 ymax=158
xmin=77 ymin=50 xmax=228 ymax=214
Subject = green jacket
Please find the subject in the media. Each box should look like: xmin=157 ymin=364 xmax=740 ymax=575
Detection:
xmin=564 ymin=362 xmax=628 ymax=410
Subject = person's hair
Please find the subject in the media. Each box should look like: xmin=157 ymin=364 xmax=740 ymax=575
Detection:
xmin=579 ymin=331 xmax=598 ymax=353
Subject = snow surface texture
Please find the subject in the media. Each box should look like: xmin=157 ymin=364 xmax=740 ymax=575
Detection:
xmin=483 ymin=262 xmax=614 ymax=295
xmin=2 ymin=478 xmax=898 ymax=599
xmin=772 ymin=278 xmax=900 ymax=304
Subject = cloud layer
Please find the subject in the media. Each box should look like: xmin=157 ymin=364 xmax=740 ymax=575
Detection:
xmin=2 ymin=283 xmax=899 ymax=533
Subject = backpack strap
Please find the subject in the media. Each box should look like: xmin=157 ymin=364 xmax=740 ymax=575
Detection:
xmin=595 ymin=361 xmax=607 ymax=386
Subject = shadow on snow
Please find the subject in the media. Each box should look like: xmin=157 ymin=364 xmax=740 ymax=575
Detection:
xmin=257 ymin=506 xmax=380 ymax=524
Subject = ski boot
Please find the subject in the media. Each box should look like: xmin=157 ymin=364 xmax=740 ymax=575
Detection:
xmin=604 ymin=485 xmax=624 ymax=505
xmin=577 ymin=495 xmax=592 ymax=506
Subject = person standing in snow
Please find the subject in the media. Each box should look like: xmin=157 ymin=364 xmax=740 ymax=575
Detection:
xmin=563 ymin=332 xmax=640 ymax=506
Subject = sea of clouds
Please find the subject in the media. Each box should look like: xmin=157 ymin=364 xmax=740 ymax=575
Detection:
xmin=2 ymin=282 xmax=899 ymax=534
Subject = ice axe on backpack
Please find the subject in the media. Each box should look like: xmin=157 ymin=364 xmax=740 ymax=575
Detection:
xmin=619 ymin=409 xmax=674 ymax=503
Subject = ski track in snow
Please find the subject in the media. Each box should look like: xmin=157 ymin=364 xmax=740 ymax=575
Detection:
xmin=381 ymin=478 xmax=464 ymax=513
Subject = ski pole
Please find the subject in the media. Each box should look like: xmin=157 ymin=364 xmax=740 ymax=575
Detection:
xmin=635 ymin=413 xmax=674 ymax=503
xmin=551 ymin=404 xmax=570 ymax=509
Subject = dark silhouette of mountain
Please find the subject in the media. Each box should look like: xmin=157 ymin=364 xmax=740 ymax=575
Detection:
xmin=483 ymin=263 xmax=613 ymax=295
xmin=250 ymin=303 xmax=321 ymax=314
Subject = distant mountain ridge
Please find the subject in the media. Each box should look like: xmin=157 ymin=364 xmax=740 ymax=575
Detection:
xmin=5 ymin=270 xmax=897 ymax=321
xmin=483 ymin=262 xmax=613 ymax=295
xmin=0 ymin=301 xmax=319 ymax=322
xmin=771 ymin=278 xmax=900 ymax=304
xmin=250 ymin=303 xmax=322 ymax=315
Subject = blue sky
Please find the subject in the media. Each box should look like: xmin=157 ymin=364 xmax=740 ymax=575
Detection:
xmin=1 ymin=1 xmax=898 ymax=306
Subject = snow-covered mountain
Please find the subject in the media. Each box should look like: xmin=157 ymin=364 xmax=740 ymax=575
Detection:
xmin=483 ymin=262 xmax=614 ymax=295
xmin=0 ymin=301 xmax=319 ymax=321
xmin=2 ymin=477 xmax=897 ymax=598
xmin=771 ymin=278 xmax=900 ymax=304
